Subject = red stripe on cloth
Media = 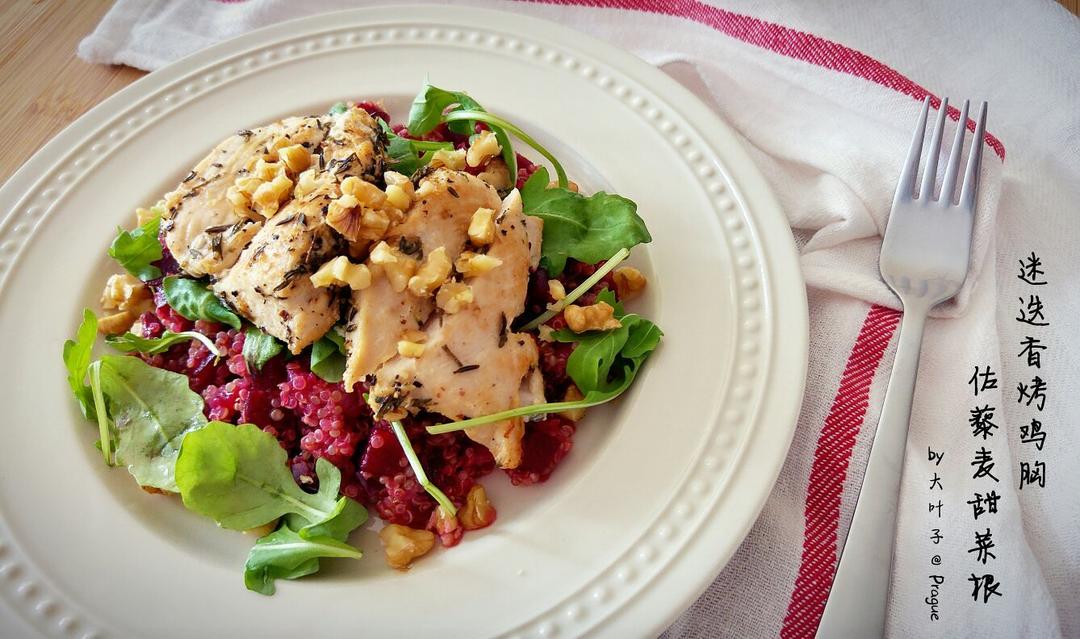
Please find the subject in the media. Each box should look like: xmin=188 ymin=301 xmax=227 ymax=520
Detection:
xmin=519 ymin=0 xmax=1005 ymax=160
xmin=779 ymin=304 xmax=902 ymax=638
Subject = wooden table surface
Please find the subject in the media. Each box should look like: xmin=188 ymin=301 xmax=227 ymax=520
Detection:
xmin=2 ymin=0 xmax=1079 ymax=184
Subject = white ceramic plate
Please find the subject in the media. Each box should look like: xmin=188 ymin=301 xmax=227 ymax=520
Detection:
xmin=0 ymin=6 xmax=806 ymax=638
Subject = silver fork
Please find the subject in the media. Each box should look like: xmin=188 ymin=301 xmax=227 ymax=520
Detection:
xmin=815 ymin=96 xmax=988 ymax=638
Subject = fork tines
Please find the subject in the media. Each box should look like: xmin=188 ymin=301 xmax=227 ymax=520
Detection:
xmin=895 ymin=96 xmax=988 ymax=209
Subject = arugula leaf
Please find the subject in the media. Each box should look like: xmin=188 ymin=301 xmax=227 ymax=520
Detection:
xmin=108 ymin=212 xmax=163 ymax=281
xmin=310 ymin=331 xmax=346 ymax=383
xmin=162 ymin=276 xmax=241 ymax=329
xmin=379 ymin=120 xmax=454 ymax=176
xmin=62 ymin=309 xmax=98 ymax=420
xmin=297 ymin=479 xmax=368 ymax=540
xmin=243 ymin=457 xmax=367 ymax=595
xmin=406 ymin=84 xmax=520 ymax=180
xmin=107 ymin=330 xmax=222 ymax=357
xmin=407 ymin=84 xmax=483 ymax=136
xmin=178 ymin=425 xmax=369 ymax=594
xmin=553 ymin=290 xmax=662 ymax=392
xmin=94 ymin=355 xmax=209 ymax=490
xmin=521 ymin=167 xmax=651 ymax=276
xmin=243 ymin=525 xmax=362 ymax=595
xmin=328 ymin=101 xmax=348 ymax=115
xmin=175 ymin=422 xmax=347 ymax=529
xmin=427 ymin=290 xmax=662 ymax=435
xmin=243 ymin=327 xmax=283 ymax=373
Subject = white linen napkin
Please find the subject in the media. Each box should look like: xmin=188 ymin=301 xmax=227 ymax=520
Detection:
xmin=79 ymin=1 xmax=1080 ymax=637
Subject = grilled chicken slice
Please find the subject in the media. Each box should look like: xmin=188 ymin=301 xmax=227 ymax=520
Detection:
xmin=161 ymin=116 xmax=327 ymax=278
xmin=369 ymin=188 xmax=543 ymax=468
xmin=322 ymin=106 xmax=386 ymax=182
xmin=213 ymin=187 xmax=344 ymax=354
xmin=341 ymin=169 xmax=502 ymax=389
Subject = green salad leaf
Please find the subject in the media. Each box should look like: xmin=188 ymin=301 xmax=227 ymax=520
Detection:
xmin=310 ymin=330 xmax=346 ymax=383
xmin=297 ymin=488 xmax=368 ymax=541
xmin=177 ymin=423 xmax=369 ymax=594
xmin=521 ymin=167 xmax=651 ymax=276
xmin=379 ymin=120 xmax=454 ymax=176
xmin=328 ymin=101 xmax=348 ymax=116
xmin=94 ymin=355 xmax=209 ymax=490
xmin=162 ymin=276 xmax=242 ymax=329
xmin=243 ymin=327 xmax=283 ymax=373
xmin=242 ymin=458 xmax=367 ymax=595
xmin=176 ymin=421 xmax=349 ymax=529
xmin=407 ymin=84 xmax=483 ymax=136
xmin=62 ymin=309 xmax=98 ymax=420
xmin=552 ymin=290 xmax=662 ymax=393
xmin=406 ymin=83 xmax=520 ymax=181
xmin=427 ymin=290 xmax=662 ymax=435
xmin=107 ymin=330 xmax=222 ymax=357
xmin=108 ymin=212 xmax=163 ymax=281
xmin=243 ymin=525 xmax=362 ymax=595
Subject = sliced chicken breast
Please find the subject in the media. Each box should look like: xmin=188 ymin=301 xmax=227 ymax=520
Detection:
xmin=341 ymin=169 xmax=502 ymax=390
xmin=213 ymin=188 xmax=343 ymax=354
xmin=161 ymin=116 xmax=327 ymax=278
xmin=322 ymin=107 xmax=386 ymax=182
xmin=369 ymin=188 xmax=543 ymax=468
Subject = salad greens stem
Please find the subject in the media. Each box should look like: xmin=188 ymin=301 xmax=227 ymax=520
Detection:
xmin=426 ymin=395 xmax=617 ymax=435
xmin=443 ymin=110 xmax=568 ymax=189
xmin=107 ymin=330 xmax=223 ymax=358
xmin=389 ymin=420 xmax=457 ymax=516
xmin=520 ymin=248 xmax=629 ymax=331
xmin=88 ymin=361 xmax=113 ymax=465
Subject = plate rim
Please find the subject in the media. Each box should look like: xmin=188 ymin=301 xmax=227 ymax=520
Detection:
xmin=0 ymin=6 xmax=808 ymax=637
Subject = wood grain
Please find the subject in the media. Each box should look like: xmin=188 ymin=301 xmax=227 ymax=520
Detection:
xmin=1 ymin=0 xmax=1078 ymax=185
xmin=0 ymin=0 xmax=146 ymax=184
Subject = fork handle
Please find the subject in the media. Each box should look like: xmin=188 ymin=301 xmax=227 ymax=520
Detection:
xmin=816 ymin=306 xmax=928 ymax=639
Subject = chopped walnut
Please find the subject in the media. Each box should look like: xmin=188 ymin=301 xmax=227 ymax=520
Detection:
xmin=407 ymin=247 xmax=452 ymax=297
xmin=429 ymin=148 xmax=466 ymax=171
xmin=435 ymin=281 xmax=473 ymax=314
xmin=98 ymin=310 xmax=137 ymax=336
xmin=310 ymin=256 xmax=372 ymax=290
xmin=134 ymin=205 xmax=159 ymax=226
xmin=467 ymin=207 xmax=496 ymax=246
xmin=429 ymin=505 xmax=462 ymax=546
xmin=547 ymin=279 xmax=566 ymax=301
xmin=613 ymin=266 xmax=647 ymax=301
xmin=466 ymin=130 xmax=501 ymax=168
xmin=100 ymin=273 xmax=151 ymax=312
xmin=293 ymin=168 xmax=333 ymax=199
xmin=385 ymin=184 xmax=412 ymax=210
xmin=253 ymin=159 xmax=284 ymax=182
xmin=277 ymin=144 xmax=311 ymax=175
xmin=325 ymin=195 xmax=362 ymax=241
xmin=397 ymin=340 xmax=425 ymax=358
xmin=455 ymin=251 xmax=502 ymax=278
xmin=369 ymin=241 xmax=418 ymax=293
xmin=379 ymin=524 xmax=436 ymax=570
xmin=477 ymin=158 xmax=512 ymax=190
xmin=557 ymin=385 xmax=586 ymax=422
xmin=459 ymin=484 xmax=497 ymax=530
xmin=252 ymin=173 xmax=294 ymax=218
xmin=564 ymin=301 xmax=622 ymax=333
xmin=341 ymin=176 xmax=387 ymax=207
